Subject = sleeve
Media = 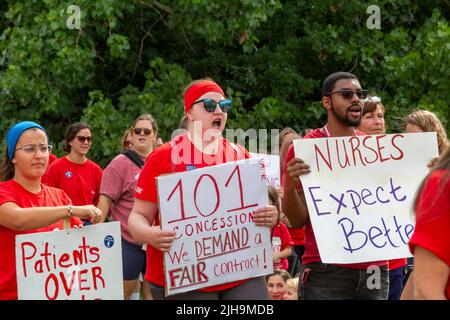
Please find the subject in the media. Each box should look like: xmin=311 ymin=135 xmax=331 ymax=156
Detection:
xmin=408 ymin=173 xmax=450 ymax=267
xmin=100 ymin=157 xmax=124 ymax=201
xmin=280 ymin=223 xmax=294 ymax=249
xmin=134 ymin=149 xmax=163 ymax=203
xmin=0 ymin=184 xmax=18 ymax=206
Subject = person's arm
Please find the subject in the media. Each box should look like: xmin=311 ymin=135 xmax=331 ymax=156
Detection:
xmin=282 ymin=157 xmax=310 ymax=228
xmin=128 ymin=198 xmax=176 ymax=252
xmin=0 ymin=202 xmax=102 ymax=231
xmin=97 ymin=194 xmax=113 ymax=223
xmin=400 ymin=271 xmax=414 ymax=300
xmin=413 ymin=246 xmax=449 ymax=299
xmin=273 ymin=246 xmax=292 ymax=262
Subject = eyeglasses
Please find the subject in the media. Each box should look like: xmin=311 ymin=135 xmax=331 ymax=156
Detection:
xmin=77 ymin=136 xmax=93 ymax=143
xmin=192 ymin=99 xmax=232 ymax=113
xmin=327 ymin=89 xmax=368 ymax=100
xmin=133 ymin=128 xmax=153 ymax=135
xmin=15 ymin=144 xmax=53 ymax=154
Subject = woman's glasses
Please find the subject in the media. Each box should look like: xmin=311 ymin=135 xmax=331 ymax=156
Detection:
xmin=192 ymin=99 xmax=232 ymax=113
xmin=15 ymin=144 xmax=53 ymax=154
xmin=327 ymin=89 xmax=368 ymax=100
xmin=77 ymin=136 xmax=93 ymax=143
xmin=133 ymin=128 xmax=153 ymax=135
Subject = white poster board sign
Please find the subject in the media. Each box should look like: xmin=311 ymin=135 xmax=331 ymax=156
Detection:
xmin=157 ymin=159 xmax=273 ymax=296
xmin=16 ymin=222 xmax=123 ymax=300
xmin=250 ymin=153 xmax=281 ymax=189
xmin=293 ymin=132 xmax=439 ymax=264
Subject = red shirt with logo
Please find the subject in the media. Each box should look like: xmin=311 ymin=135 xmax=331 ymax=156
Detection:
xmin=0 ymin=180 xmax=82 ymax=300
xmin=284 ymin=128 xmax=387 ymax=269
xmin=409 ymin=170 xmax=450 ymax=299
xmin=135 ymin=132 xmax=251 ymax=292
xmin=43 ymin=156 xmax=102 ymax=206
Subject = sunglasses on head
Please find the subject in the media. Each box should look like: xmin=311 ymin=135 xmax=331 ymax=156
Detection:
xmin=77 ymin=136 xmax=92 ymax=143
xmin=328 ymin=89 xmax=368 ymax=100
xmin=192 ymin=99 xmax=232 ymax=113
xmin=133 ymin=128 xmax=153 ymax=135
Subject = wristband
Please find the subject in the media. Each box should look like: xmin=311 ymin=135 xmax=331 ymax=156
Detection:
xmin=67 ymin=204 xmax=73 ymax=218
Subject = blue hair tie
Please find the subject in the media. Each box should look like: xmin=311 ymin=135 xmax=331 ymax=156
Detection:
xmin=6 ymin=121 xmax=46 ymax=161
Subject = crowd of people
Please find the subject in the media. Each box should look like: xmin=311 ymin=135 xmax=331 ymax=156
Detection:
xmin=0 ymin=73 xmax=448 ymax=300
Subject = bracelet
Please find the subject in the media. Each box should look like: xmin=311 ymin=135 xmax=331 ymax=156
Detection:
xmin=67 ymin=204 xmax=73 ymax=218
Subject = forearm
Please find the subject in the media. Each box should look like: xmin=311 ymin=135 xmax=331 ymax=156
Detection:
xmin=97 ymin=195 xmax=112 ymax=222
xmin=282 ymin=186 xmax=309 ymax=228
xmin=9 ymin=206 xmax=69 ymax=231
xmin=278 ymin=247 xmax=292 ymax=260
xmin=128 ymin=211 xmax=154 ymax=244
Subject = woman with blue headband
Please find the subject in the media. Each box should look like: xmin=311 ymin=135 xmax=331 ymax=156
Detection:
xmin=0 ymin=121 xmax=103 ymax=300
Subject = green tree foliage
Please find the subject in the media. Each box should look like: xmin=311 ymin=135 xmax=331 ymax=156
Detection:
xmin=1 ymin=0 xmax=448 ymax=166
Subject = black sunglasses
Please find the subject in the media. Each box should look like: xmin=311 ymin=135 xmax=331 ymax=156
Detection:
xmin=328 ymin=89 xmax=368 ymax=100
xmin=77 ymin=136 xmax=92 ymax=143
xmin=133 ymin=128 xmax=153 ymax=135
xmin=192 ymin=99 xmax=232 ymax=113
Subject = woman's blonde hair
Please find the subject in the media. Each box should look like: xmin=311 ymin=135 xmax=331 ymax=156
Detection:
xmin=405 ymin=110 xmax=448 ymax=155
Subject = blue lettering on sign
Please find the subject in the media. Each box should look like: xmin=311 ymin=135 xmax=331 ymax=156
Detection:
xmin=310 ymin=177 xmax=407 ymax=217
xmin=104 ymin=235 xmax=114 ymax=248
xmin=338 ymin=214 xmax=415 ymax=253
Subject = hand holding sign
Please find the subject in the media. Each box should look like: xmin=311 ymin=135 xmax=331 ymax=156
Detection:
xmin=157 ymin=159 xmax=273 ymax=296
xmin=252 ymin=205 xmax=278 ymax=227
xmin=72 ymin=205 xmax=103 ymax=224
xmin=146 ymin=226 xmax=177 ymax=252
xmin=285 ymin=157 xmax=311 ymax=187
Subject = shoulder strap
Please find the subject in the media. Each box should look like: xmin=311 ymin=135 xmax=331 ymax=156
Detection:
xmin=122 ymin=150 xmax=145 ymax=169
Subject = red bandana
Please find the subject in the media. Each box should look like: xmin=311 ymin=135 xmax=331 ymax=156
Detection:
xmin=184 ymin=81 xmax=225 ymax=113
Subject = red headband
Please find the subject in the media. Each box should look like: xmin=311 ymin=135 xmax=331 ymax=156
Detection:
xmin=184 ymin=81 xmax=225 ymax=113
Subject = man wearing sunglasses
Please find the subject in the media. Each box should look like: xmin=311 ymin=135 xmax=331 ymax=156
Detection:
xmin=43 ymin=122 xmax=103 ymax=226
xmin=128 ymin=78 xmax=278 ymax=300
xmin=282 ymin=72 xmax=389 ymax=300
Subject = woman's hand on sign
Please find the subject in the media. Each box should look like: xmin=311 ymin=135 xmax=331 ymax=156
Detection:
xmin=73 ymin=205 xmax=102 ymax=224
xmin=147 ymin=226 xmax=176 ymax=252
xmin=253 ymin=205 xmax=278 ymax=228
xmin=285 ymin=157 xmax=310 ymax=188
xmin=427 ymin=156 xmax=439 ymax=169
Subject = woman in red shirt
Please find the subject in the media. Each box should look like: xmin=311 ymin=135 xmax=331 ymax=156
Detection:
xmin=408 ymin=146 xmax=450 ymax=299
xmin=0 ymin=121 xmax=102 ymax=300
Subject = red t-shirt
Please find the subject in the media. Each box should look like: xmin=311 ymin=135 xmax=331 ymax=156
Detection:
xmin=135 ymin=133 xmax=250 ymax=292
xmin=0 ymin=180 xmax=82 ymax=300
xmin=272 ymin=222 xmax=294 ymax=270
xmin=43 ymin=156 xmax=103 ymax=206
xmin=409 ymin=170 xmax=450 ymax=299
xmin=284 ymin=128 xmax=387 ymax=269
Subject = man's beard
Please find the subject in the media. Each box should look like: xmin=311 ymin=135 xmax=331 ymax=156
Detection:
xmin=330 ymin=101 xmax=361 ymax=127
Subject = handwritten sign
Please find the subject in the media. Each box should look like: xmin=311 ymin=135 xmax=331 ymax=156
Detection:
xmin=250 ymin=153 xmax=281 ymax=189
xmin=16 ymin=222 xmax=123 ymax=300
xmin=157 ymin=159 xmax=273 ymax=296
xmin=294 ymin=133 xmax=439 ymax=264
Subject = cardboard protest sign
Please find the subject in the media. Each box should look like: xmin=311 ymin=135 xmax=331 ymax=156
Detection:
xmin=250 ymin=153 xmax=281 ymax=189
xmin=157 ymin=159 xmax=273 ymax=296
xmin=16 ymin=222 xmax=123 ymax=300
xmin=293 ymin=132 xmax=439 ymax=264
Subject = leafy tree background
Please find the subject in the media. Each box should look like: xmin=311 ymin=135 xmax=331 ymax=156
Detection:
xmin=1 ymin=0 xmax=448 ymax=167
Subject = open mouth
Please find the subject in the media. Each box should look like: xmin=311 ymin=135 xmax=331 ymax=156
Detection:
xmin=347 ymin=105 xmax=362 ymax=117
xmin=212 ymin=118 xmax=222 ymax=129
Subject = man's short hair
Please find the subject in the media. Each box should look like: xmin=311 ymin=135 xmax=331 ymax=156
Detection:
xmin=322 ymin=72 xmax=359 ymax=97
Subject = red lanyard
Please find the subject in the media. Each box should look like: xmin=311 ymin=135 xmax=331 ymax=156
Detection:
xmin=322 ymin=125 xmax=358 ymax=138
